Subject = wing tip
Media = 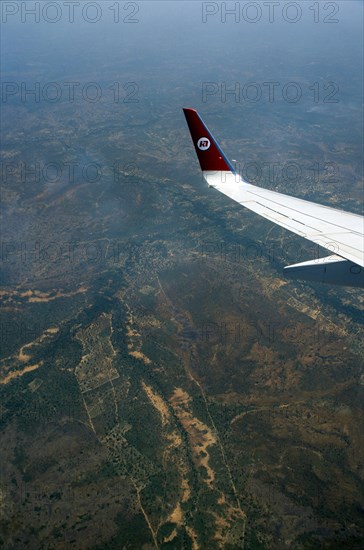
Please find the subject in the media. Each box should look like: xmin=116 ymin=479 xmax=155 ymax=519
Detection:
xmin=183 ymin=108 xmax=235 ymax=173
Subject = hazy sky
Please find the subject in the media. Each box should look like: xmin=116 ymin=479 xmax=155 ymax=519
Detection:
xmin=2 ymin=1 xmax=363 ymax=78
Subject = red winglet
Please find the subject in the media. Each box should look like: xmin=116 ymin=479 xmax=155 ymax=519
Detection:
xmin=183 ymin=108 xmax=234 ymax=172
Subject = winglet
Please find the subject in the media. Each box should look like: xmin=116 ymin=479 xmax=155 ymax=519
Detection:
xmin=183 ymin=108 xmax=235 ymax=173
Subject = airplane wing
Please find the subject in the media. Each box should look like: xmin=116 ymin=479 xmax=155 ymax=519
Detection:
xmin=183 ymin=108 xmax=364 ymax=287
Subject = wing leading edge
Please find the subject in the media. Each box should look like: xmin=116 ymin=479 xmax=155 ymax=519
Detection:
xmin=183 ymin=108 xmax=364 ymax=287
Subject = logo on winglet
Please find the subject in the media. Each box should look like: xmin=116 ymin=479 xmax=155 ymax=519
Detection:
xmin=197 ymin=137 xmax=210 ymax=151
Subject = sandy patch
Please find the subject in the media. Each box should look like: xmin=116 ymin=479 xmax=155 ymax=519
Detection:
xmin=142 ymin=381 xmax=170 ymax=426
xmin=1 ymin=363 xmax=43 ymax=385
xmin=170 ymin=387 xmax=217 ymax=487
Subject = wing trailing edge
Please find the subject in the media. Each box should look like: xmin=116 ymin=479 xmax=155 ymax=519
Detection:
xmin=283 ymin=255 xmax=364 ymax=287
